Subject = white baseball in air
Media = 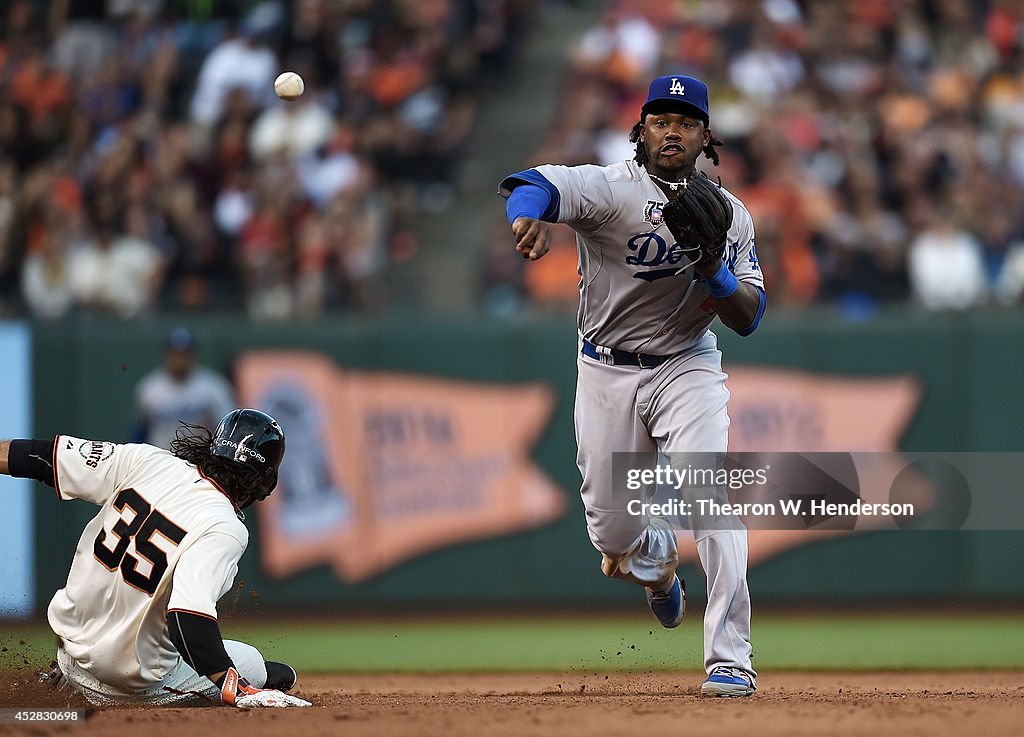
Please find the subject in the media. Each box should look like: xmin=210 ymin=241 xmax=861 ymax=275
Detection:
xmin=274 ymin=71 xmax=305 ymax=101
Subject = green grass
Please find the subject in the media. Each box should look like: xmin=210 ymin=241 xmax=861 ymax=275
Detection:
xmin=3 ymin=614 xmax=1022 ymax=673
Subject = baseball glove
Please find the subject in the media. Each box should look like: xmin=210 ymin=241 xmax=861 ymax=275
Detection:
xmin=662 ymin=173 xmax=734 ymax=267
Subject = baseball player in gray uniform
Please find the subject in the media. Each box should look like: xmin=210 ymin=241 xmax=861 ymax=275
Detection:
xmin=499 ymin=75 xmax=765 ymax=697
xmin=135 ymin=327 xmax=235 ymax=450
xmin=0 ymin=409 xmax=309 ymax=708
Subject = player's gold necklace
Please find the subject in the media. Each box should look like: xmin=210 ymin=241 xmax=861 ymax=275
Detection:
xmin=648 ymin=172 xmax=689 ymax=193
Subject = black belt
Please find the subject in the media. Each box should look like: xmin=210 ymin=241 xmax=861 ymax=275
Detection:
xmin=581 ymin=339 xmax=677 ymax=369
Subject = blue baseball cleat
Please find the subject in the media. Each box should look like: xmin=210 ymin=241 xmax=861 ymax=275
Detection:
xmin=701 ymin=666 xmax=757 ymax=697
xmin=645 ymin=575 xmax=685 ymax=628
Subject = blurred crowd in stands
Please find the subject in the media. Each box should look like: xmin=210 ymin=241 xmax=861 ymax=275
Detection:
xmin=0 ymin=0 xmax=530 ymax=319
xmin=482 ymin=0 xmax=1024 ymax=316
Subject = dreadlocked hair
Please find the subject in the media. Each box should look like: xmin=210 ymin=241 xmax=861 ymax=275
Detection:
xmin=628 ymin=121 xmax=725 ymax=167
xmin=170 ymin=422 xmax=269 ymax=508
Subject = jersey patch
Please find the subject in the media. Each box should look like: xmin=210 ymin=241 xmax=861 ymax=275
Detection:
xmin=78 ymin=441 xmax=115 ymax=469
xmin=643 ymin=200 xmax=666 ymax=227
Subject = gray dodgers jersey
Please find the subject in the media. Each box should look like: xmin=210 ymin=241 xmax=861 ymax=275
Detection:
xmin=136 ymin=367 xmax=235 ymax=450
xmin=501 ymin=160 xmax=763 ymax=355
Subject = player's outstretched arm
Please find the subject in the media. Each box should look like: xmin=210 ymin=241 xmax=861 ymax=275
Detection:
xmin=0 ymin=439 xmax=56 ymax=485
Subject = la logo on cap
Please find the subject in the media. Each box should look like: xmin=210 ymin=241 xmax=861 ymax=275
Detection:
xmin=669 ymin=78 xmax=685 ymax=95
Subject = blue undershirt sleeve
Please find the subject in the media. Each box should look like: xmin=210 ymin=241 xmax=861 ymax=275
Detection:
xmin=505 ymin=183 xmax=554 ymax=225
xmin=499 ymin=168 xmax=560 ymax=222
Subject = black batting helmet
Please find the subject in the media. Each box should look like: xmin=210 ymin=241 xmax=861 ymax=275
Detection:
xmin=210 ymin=408 xmax=285 ymax=506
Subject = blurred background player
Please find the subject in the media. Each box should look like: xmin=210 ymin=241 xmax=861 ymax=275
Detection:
xmin=0 ymin=408 xmax=309 ymax=708
xmin=134 ymin=326 xmax=235 ymax=449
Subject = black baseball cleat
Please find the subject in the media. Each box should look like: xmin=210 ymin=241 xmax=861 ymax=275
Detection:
xmin=264 ymin=661 xmax=298 ymax=692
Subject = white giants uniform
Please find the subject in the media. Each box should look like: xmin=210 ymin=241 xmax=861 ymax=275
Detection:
xmin=500 ymin=159 xmax=763 ymax=679
xmin=48 ymin=436 xmax=248 ymax=701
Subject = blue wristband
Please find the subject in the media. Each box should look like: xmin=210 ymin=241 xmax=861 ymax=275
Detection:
xmin=705 ymin=261 xmax=739 ymax=299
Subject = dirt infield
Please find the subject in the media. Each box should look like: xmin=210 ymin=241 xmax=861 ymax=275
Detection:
xmin=1 ymin=671 xmax=1021 ymax=737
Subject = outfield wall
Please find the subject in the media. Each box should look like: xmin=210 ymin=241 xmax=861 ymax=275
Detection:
xmin=28 ymin=312 xmax=1024 ymax=609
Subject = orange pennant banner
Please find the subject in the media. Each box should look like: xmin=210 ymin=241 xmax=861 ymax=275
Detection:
xmin=681 ymin=366 xmax=922 ymax=567
xmin=236 ymin=352 xmax=566 ymax=582
xmin=726 ymin=367 xmax=921 ymax=453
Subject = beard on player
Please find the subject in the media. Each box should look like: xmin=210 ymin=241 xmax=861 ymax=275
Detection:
xmin=628 ymin=106 xmax=724 ymax=178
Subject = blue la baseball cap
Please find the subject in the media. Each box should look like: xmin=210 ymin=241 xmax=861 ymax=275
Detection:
xmin=641 ymin=75 xmax=710 ymax=122
xmin=166 ymin=326 xmax=196 ymax=352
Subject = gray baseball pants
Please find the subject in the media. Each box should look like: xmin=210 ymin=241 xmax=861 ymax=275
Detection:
xmin=56 ymin=640 xmax=268 ymax=706
xmin=574 ymin=330 xmax=754 ymax=677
